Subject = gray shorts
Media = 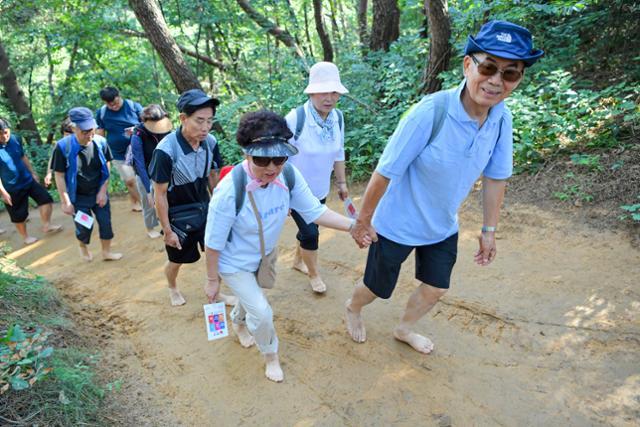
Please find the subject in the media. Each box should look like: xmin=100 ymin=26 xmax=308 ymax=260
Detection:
xmin=111 ymin=159 xmax=136 ymax=182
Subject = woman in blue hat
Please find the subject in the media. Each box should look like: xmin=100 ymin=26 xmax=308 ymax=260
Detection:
xmin=345 ymin=21 xmax=543 ymax=353
xmin=203 ymin=111 xmax=369 ymax=382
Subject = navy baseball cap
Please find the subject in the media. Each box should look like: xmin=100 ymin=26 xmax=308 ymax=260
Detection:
xmin=464 ymin=20 xmax=544 ymax=67
xmin=68 ymin=107 xmax=97 ymax=131
xmin=243 ymin=136 xmax=299 ymax=157
xmin=176 ymin=89 xmax=220 ymax=113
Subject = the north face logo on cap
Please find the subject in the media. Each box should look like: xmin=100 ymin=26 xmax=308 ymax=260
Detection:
xmin=496 ymin=32 xmax=512 ymax=43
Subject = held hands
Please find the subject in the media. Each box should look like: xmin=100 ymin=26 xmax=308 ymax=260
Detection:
xmin=475 ymin=232 xmax=497 ymax=266
xmin=351 ymin=218 xmax=377 ymax=249
xmin=204 ymin=277 xmax=220 ymax=304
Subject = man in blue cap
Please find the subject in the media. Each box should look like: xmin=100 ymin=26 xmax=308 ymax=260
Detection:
xmin=149 ymin=89 xmax=224 ymax=306
xmin=52 ymin=107 xmax=122 ymax=261
xmin=346 ymin=21 xmax=543 ymax=353
xmin=0 ymin=117 xmax=61 ymax=245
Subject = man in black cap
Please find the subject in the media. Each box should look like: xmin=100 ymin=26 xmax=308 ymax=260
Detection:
xmin=0 ymin=117 xmax=61 ymax=245
xmin=149 ymin=89 xmax=224 ymax=306
xmin=347 ymin=21 xmax=543 ymax=353
xmin=52 ymin=107 xmax=122 ymax=261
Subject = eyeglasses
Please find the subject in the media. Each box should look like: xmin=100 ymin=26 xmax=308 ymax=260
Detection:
xmin=470 ymin=54 xmax=523 ymax=83
xmin=252 ymin=156 xmax=288 ymax=167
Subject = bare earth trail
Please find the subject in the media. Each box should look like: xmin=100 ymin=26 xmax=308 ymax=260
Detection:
xmin=3 ymin=192 xmax=639 ymax=426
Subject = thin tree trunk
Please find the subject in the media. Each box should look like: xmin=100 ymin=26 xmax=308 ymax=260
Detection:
xmin=328 ymin=0 xmax=341 ymax=45
xmin=0 ymin=37 xmax=41 ymax=144
xmin=236 ymin=0 xmax=308 ymax=68
xmin=128 ymin=0 xmax=203 ymax=92
xmin=421 ymin=0 xmax=451 ymax=94
xmin=312 ymin=0 xmax=334 ymax=61
xmin=357 ymin=0 xmax=369 ymax=50
xmin=370 ymin=0 xmax=399 ymax=51
xmin=303 ymin=1 xmax=315 ymax=58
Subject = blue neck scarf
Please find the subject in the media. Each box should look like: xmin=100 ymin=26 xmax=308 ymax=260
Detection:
xmin=309 ymin=105 xmax=336 ymax=143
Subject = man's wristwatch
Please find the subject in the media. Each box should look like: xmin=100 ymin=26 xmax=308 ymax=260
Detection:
xmin=481 ymin=226 xmax=497 ymax=233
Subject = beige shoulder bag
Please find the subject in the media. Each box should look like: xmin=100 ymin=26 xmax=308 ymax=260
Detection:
xmin=247 ymin=191 xmax=278 ymax=289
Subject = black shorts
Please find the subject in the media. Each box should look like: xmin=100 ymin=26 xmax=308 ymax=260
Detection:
xmin=5 ymin=181 xmax=53 ymax=223
xmin=165 ymin=229 xmax=205 ymax=264
xmin=363 ymin=233 xmax=458 ymax=299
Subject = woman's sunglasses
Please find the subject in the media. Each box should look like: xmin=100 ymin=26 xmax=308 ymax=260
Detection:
xmin=252 ymin=156 xmax=288 ymax=167
xmin=470 ymin=54 xmax=523 ymax=83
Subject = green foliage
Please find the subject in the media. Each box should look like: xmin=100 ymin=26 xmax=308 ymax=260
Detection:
xmin=620 ymin=196 xmax=640 ymax=222
xmin=0 ymin=325 xmax=54 ymax=393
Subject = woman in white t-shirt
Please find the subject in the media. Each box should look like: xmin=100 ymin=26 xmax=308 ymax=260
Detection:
xmin=285 ymin=62 xmax=350 ymax=294
xmin=204 ymin=111 xmax=369 ymax=383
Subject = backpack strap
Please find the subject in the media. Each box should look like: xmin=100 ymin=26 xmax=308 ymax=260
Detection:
xmin=336 ymin=109 xmax=343 ymax=132
xmin=281 ymin=162 xmax=296 ymax=191
xmin=426 ymin=91 xmax=448 ymax=147
xmin=231 ymin=162 xmax=247 ymax=216
xmin=294 ymin=105 xmax=305 ymax=141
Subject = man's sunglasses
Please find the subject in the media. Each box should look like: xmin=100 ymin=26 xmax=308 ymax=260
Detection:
xmin=470 ymin=54 xmax=523 ymax=83
xmin=252 ymin=156 xmax=288 ymax=167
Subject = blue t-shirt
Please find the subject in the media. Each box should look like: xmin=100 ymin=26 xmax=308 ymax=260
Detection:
xmin=0 ymin=134 xmax=33 ymax=193
xmin=95 ymin=99 xmax=143 ymax=160
xmin=373 ymin=80 xmax=513 ymax=246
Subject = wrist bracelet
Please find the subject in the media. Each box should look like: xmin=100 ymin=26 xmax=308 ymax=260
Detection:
xmin=481 ymin=226 xmax=497 ymax=233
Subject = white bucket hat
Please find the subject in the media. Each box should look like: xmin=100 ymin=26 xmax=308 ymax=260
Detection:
xmin=304 ymin=62 xmax=349 ymax=94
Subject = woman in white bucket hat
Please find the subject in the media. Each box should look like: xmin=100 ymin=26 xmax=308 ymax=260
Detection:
xmin=285 ymin=62 xmax=349 ymax=294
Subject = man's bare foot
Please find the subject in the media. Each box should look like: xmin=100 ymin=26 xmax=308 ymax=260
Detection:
xmin=131 ymin=203 xmax=142 ymax=212
xmin=264 ymin=353 xmax=283 ymax=383
xmin=169 ymin=288 xmax=186 ymax=306
xmin=79 ymin=246 xmax=93 ymax=262
xmin=42 ymin=224 xmax=62 ymax=233
xmin=24 ymin=236 xmax=38 ymax=245
xmin=217 ymin=293 xmax=238 ymax=306
xmin=231 ymin=322 xmax=255 ymax=348
xmin=345 ymin=299 xmax=366 ymax=343
xmin=393 ymin=327 xmax=434 ymax=354
xmin=102 ymin=252 xmax=123 ymax=261
xmin=309 ymin=276 xmax=327 ymax=293
xmin=147 ymin=230 xmax=161 ymax=239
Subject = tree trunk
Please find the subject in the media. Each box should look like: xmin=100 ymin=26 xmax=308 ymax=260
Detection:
xmin=303 ymin=1 xmax=315 ymax=58
xmin=421 ymin=0 xmax=451 ymax=94
xmin=0 ymin=37 xmax=41 ymax=144
xmin=370 ymin=0 xmax=399 ymax=51
xmin=236 ymin=0 xmax=308 ymax=67
xmin=357 ymin=0 xmax=369 ymax=49
xmin=312 ymin=0 xmax=334 ymax=62
xmin=128 ymin=0 xmax=202 ymax=92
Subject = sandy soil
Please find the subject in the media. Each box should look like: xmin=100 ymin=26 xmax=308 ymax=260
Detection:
xmin=2 ymin=190 xmax=639 ymax=426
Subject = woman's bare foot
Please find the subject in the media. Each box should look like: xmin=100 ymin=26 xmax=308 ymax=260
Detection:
xmin=131 ymin=203 xmax=142 ymax=212
xmin=264 ymin=353 xmax=283 ymax=383
xmin=344 ymin=299 xmax=366 ymax=343
xmin=42 ymin=224 xmax=62 ymax=233
xmin=393 ymin=327 xmax=434 ymax=354
xmin=309 ymin=276 xmax=327 ymax=293
xmin=24 ymin=236 xmax=38 ymax=245
xmin=231 ymin=322 xmax=255 ymax=348
xmin=217 ymin=293 xmax=238 ymax=306
xmin=79 ymin=245 xmax=93 ymax=262
xmin=292 ymin=259 xmax=309 ymax=275
xmin=169 ymin=288 xmax=186 ymax=306
xmin=102 ymin=251 xmax=123 ymax=261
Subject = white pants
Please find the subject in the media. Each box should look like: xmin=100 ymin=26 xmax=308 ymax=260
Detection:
xmin=220 ymin=271 xmax=278 ymax=354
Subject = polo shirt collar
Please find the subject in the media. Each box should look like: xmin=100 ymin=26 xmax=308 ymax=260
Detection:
xmin=176 ymin=126 xmax=205 ymax=154
xmin=450 ymin=79 xmax=505 ymax=125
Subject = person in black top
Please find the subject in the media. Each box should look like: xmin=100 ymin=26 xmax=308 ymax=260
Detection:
xmin=52 ymin=107 xmax=122 ymax=262
xmin=130 ymin=104 xmax=173 ymax=239
xmin=149 ymin=89 xmax=223 ymax=306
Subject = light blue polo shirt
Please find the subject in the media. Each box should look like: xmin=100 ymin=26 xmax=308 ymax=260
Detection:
xmin=373 ymin=80 xmax=513 ymax=246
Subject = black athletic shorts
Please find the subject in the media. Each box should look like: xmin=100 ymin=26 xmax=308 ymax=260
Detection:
xmin=5 ymin=181 xmax=53 ymax=223
xmin=165 ymin=229 xmax=205 ymax=264
xmin=363 ymin=233 xmax=458 ymax=299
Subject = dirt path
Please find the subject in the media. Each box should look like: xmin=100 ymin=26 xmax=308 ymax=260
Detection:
xmin=3 ymin=192 xmax=639 ymax=426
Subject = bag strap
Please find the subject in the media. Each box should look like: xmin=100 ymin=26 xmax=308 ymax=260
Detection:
xmin=336 ymin=109 xmax=343 ymax=132
xmin=247 ymin=191 xmax=267 ymax=259
xmin=294 ymin=105 xmax=305 ymax=141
